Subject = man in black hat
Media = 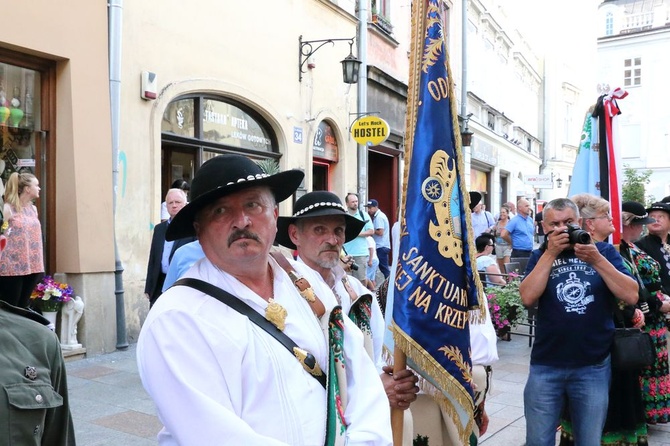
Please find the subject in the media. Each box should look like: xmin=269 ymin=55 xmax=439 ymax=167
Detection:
xmin=636 ymin=202 xmax=670 ymax=295
xmin=136 ymin=155 xmax=391 ymax=445
xmin=276 ymin=191 xmax=419 ymax=412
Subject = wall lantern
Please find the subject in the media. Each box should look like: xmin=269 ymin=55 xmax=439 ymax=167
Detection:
xmin=552 ymin=172 xmax=563 ymax=188
xmin=299 ymin=35 xmax=361 ymax=84
xmin=460 ymin=112 xmax=474 ymax=147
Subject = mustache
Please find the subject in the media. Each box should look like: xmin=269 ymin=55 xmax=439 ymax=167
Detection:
xmin=227 ymin=229 xmax=261 ymax=247
xmin=320 ymin=243 xmax=340 ymax=252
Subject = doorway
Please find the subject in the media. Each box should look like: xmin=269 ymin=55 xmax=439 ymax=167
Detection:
xmin=161 ymin=144 xmax=196 ymax=201
xmin=312 ymin=162 xmax=330 ymax=191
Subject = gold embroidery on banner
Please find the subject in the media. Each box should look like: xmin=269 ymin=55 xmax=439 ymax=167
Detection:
xmin=420 ymin=2 xmax=442 ymax=74
xmin=423 ymin=150 xmax=463 ymax=267
xmin=437 ymin=345 xmax=473 ymax=385
xmin=265 ymin=298 xmax=287 ymax=331
xmin=392 ymin=322 xmax=474 ymax=445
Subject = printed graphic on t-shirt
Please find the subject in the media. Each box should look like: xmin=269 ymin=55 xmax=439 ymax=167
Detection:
xmin=550 ymin=257 xmax=596 ymax=315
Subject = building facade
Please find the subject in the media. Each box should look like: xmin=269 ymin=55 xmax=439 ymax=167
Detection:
xmin=1 ymin=0 xmax=368 ymax=352
xmin=0 ymin=1 xmax=116 ymax=354
xmin=598 ymin=0 xmax=670 ymax=202
xmin=0 ymin=0 xmax=597 ymax=354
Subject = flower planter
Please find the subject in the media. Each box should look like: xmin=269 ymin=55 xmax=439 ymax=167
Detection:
xmin=42 ymin=310 xmax=57 ymax=331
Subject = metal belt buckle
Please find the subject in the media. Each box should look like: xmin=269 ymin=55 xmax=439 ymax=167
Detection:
xmin=293 ymin=347 xmax=323 ymax=376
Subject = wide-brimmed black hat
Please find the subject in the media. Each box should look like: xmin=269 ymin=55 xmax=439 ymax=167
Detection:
xmin=646 ymin=202 xmax=670 ymax=219
xmin=275 ymin=191 xmax=365 ymax=250
xmin=622 ymin=201 xmax=655 ymax=225
xmin=469 ymin=191 xmax=483 ymax=211
xmin=166 ymin=154 xmax=304 ymax=241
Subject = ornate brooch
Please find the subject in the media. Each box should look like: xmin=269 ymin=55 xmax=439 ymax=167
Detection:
xmin=265 ymin=298 xmax=288 ymax=331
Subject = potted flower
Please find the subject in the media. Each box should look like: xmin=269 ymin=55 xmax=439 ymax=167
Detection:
xmin=485 ymin=273 xmax=526 ymax=340
xmin=31 ymin=275 xmax=74 ymax=313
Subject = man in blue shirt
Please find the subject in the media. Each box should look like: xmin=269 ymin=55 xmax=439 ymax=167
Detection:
xmin=501 ymin=198 xmax=535 ymax=258
xmin=365 ymin=199 xmax=391 ymax=279
xmin=342 ymin=193 xmax=374 ymax=282
xmin=519 ymin=198 xmax=638 ymax=446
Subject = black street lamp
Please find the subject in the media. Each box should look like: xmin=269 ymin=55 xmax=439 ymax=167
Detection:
xmin=460 ymin=112 xmax=474 ymax=146
xmin=299 ymin=35 xmax=361 ymax=84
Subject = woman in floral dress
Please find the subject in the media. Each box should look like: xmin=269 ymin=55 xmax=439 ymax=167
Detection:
xmin=620 ymin=201 xmax=670 ymax=426
xmin=0 ymin=172 xmax=44 ymax=308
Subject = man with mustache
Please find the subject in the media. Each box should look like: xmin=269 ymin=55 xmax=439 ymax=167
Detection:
xmin=137 ymin=155 xmax=392 ymax=445
xmin=276 ymin=191 xmax=419 ymax=424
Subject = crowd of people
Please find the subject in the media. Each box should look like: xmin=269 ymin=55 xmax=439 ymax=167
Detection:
xmin=6 ymin=153 xmax=670 ymax=445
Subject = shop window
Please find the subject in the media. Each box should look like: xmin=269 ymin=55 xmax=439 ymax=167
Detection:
xmin=201 ymin=99 xmax=273 ymax=152
xmin=0 ymin=63 xmax=41 ymax=182
xmin=312 ymin=120 xmax=339 ymax=162
xmin=162 ymin=95 xmax=276 ymax=154
xmin=161 ymin=95 xmax=279 ymax=197
xmin=162 ymin=98 xmax=195 ymax=138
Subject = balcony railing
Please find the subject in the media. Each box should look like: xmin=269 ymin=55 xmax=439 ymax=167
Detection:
xmin=624 ymin=12 xmax=654 ymax=31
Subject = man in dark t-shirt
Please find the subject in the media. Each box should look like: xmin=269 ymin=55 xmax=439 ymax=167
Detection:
xmin=519 ymin=198 xmax=638 ymax=446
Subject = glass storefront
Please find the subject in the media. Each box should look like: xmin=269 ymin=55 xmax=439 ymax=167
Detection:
xmin=0 ymin=63 xmax=41 ymax=182
xmin=161 ymin=95 xmax=280 ymax=199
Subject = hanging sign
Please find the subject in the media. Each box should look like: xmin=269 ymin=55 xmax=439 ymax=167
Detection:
xmin=350 ymin=115 xmax=390 ymax=146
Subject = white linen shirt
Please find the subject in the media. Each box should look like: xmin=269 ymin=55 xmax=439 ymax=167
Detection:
xmin=137 ymin=256 xmax=391 ymax=446
xmin=294 ymin=259 xmax=386 ymax=374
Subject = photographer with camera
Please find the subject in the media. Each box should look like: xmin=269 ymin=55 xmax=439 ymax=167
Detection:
xmin=557 ymin=194 xmax=648 ymax=445
xmin=519 ymin=197 xmax=638 ymax=446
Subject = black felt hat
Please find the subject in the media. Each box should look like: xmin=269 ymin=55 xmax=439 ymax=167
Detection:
xmin=646 ymin=202 xmax=670 ymax=219
xmin=622 ymin=201 xmax=655 ymax=225
xmin=166 ymin=154 xmax=304 ymax=241
xmin=275 ymin=191 xmax=365 ymax=250
xmin=469 ymin=191 xmax=483 ymax=211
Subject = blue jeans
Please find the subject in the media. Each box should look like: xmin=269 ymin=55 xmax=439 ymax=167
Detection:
xmin=376 ymin=246 xmax=391 ymax=278
xmin=524 ymin=356 xmax=611 ymax=446
xmin=366 ymin=256 xmax=379 ymax=283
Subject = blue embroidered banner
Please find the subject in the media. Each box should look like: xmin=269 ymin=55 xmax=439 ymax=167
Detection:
xmin=390 ymin=0 xmax=480 ymax=441
xmin=568 ymin=112 xmax=600 ymax=197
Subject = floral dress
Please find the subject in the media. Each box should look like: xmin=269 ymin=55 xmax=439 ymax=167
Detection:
xmin=623 ymin=240 xmax=670 ymax=425
xmin=0 ymin=204 xmax=44 ymax=276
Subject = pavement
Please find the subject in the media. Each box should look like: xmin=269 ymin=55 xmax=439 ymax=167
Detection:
xmin=66 ymin=334 xmax=670 ymax=445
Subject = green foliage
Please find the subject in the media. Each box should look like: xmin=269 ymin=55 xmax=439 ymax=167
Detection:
xmin=254 ymin=159 xmax=280 ymax=175
xmin=485 ymin=274 xmax=526 ymax=330
xmin=622 ymin=164 xmax=654 ymax=205
xmin=413 ymin=434 xmax=429 ymax=446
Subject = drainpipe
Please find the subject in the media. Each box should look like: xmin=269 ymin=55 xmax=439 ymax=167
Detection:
xmin=357 ymin=0 xmax=368 ymax=203
xmin=109 ymin=0 xmax=128 ymax=350
xmin=460 ymin=0 xmax=468 ymax=119
xmin=461 ymin=0 xmax=471 ymax=188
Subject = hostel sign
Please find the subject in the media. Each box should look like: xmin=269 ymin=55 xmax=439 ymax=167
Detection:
xmin=350 ymin=115 xmax=390 ymax=146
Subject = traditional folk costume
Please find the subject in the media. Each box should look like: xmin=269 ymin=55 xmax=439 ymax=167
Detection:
xmin=137 ymin=155 xmax=392 ymax=446
xmin=623 ymin=240 xmax=670 ymax=425
xmin=294 ymin=259 xmax=385 ymax=370
xmin=138 ymin=257 xmax=391 ymax=445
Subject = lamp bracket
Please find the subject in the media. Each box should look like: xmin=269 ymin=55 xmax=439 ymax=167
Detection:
xmin=299 ymin=35 xmax=356 ymax=82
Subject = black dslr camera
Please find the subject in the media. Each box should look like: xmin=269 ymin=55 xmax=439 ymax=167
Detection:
xmin=349 ymin=261 xmax=359 ymax=271
xmin=563 ymin=223 xmax=591 ymax=245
